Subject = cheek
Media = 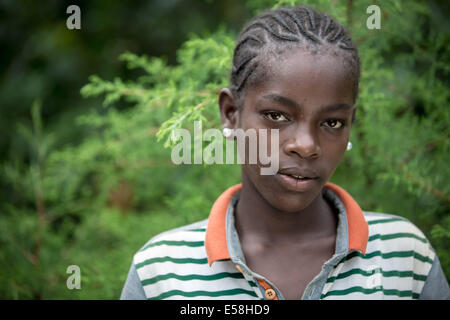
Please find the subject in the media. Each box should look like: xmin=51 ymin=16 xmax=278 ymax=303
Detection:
xmin=236 ymin=111 xmax=274 ymax=166
xmin=319 ymin=132 xmax=349 ymax=171
xmin=323 ymin=136 xmax=347 ymax=154
xmin=241 ymin=164 xmax=291 ymax=210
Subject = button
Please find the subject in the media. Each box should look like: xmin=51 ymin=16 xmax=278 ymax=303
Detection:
xmin=264 ymin=288 xmax=277 ymax=300
xmin=235 ymin=265 xmax=244 ymax=274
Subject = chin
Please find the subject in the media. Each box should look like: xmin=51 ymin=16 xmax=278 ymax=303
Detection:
xmin=244 ymin=165 xmax=327 ymax=213
xmin=256 ymin=176 xmax=325 ymax=213
xmin=266 ymin=188 xmax=322 ymax=213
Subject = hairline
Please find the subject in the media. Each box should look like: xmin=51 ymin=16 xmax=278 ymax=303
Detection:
xmin=232 ymin=43 xmax=359 ymax=110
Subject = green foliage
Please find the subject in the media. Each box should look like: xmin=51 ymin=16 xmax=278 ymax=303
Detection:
xmin=0 ymin=0 xmax=448 ymax=299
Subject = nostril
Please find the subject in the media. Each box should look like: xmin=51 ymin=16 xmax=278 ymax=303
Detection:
xmin=286 ymin=143 xmax=320 ymax=159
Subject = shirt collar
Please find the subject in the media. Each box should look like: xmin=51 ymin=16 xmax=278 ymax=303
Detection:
xmin=205 ymin=182 xmax=369 ymax=266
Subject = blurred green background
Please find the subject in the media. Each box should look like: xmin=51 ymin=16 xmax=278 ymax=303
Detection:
xmin=0 ymin=0 xmax=449 ymax=299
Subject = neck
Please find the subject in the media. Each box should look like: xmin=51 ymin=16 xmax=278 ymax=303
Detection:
xmin=235 ymin=171 xmax=337 ymax=244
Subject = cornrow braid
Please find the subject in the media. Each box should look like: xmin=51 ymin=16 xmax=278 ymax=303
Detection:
xmin=230 ymin=5 xmax=361 ymax=105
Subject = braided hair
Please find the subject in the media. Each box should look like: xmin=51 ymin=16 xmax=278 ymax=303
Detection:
xmin=230 ymin=5 xmax=361 ymax=106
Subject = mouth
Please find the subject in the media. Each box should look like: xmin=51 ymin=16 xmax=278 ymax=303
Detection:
xmin=279 ymin=173 xmax=317 ymax=180
xmin=276 ymin=168 xmax=320 ymax=192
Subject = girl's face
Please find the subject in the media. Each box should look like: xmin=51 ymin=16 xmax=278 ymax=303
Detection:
xmin=225 ymin=48 xmax=356 ymax=213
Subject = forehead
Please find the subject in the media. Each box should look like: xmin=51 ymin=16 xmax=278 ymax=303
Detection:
xmin=243 ymin=47 xmax=355 ymax=109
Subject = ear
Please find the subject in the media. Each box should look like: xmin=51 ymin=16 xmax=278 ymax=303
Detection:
xmin=351 ymin=104 xmax=357 ymax=124
xmin=218 ymin=88 xmax=240 ymax=130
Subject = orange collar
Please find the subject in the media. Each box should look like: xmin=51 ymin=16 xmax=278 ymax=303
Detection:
xmin=205 ymin=182 xmax=369 ymax=266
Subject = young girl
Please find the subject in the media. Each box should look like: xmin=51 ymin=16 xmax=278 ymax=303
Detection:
xmin=121 ymin=5 xmax=449 ymax=300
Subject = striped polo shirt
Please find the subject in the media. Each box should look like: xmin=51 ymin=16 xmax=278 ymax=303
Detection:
xmin=121 ymin=183 xmax=450 ymax=300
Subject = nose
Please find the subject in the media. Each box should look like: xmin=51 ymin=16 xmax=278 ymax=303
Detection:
xmin=283 ymin=125 xmax=321 ymax=159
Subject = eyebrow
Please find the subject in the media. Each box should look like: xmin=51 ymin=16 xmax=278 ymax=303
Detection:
xmin=261 ymin=93 xmax=352 ymax=113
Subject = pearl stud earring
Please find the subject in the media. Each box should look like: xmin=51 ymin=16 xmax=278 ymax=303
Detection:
xmin=223 ymin=128 xmax=233 ymax=138
xmin=346 ymin=141 xmax=353 ymax=151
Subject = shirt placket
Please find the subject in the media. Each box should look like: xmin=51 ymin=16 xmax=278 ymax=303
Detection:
xmin=226 ymin=193 xmax=284 ymax=300
xmin=233 ymin=258 xmax=284 ymax=300
xmin=225 ymin=189 xmax=350 ymax=300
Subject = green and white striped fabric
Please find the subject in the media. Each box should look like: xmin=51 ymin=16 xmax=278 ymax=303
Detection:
xmin=123 ymin=185 xmax=449 ymax=300
xmin=320 ymin=212 xmax=434 ymax=299
xmin=133 ymin=220 xmax=262 ymax=300
xmin=131 ymin=214 xmax=437 ymax=300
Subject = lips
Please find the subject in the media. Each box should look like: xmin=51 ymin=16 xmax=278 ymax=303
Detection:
xmin=278 ymin=167 xmax=320 ymax=179
xmin=276 ymin=167 xmax=320 ymax=192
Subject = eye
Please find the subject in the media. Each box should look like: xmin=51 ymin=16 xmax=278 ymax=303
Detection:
xmin=323 ymin=119 xmax=345 ymax=129
xmin=262 ymin=111 xmax=290 ymax=123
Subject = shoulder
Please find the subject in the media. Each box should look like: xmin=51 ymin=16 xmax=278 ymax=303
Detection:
xmin=361 ymin=212 xmax=450 ymax=299
xmin=126 ymin=219 xmax=210 ymax=299
xmin=132 ymin=218 xmax=209 ymax=273
xmin=362 ymin=211 xmax=435 ymax=265
xmin=363 ymin=211 xmax=431 ymax=245
xmin=139 ymin=219 xmax=208 ymax=249
xmin=325 ymin=211 xmax=444 ymax=299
